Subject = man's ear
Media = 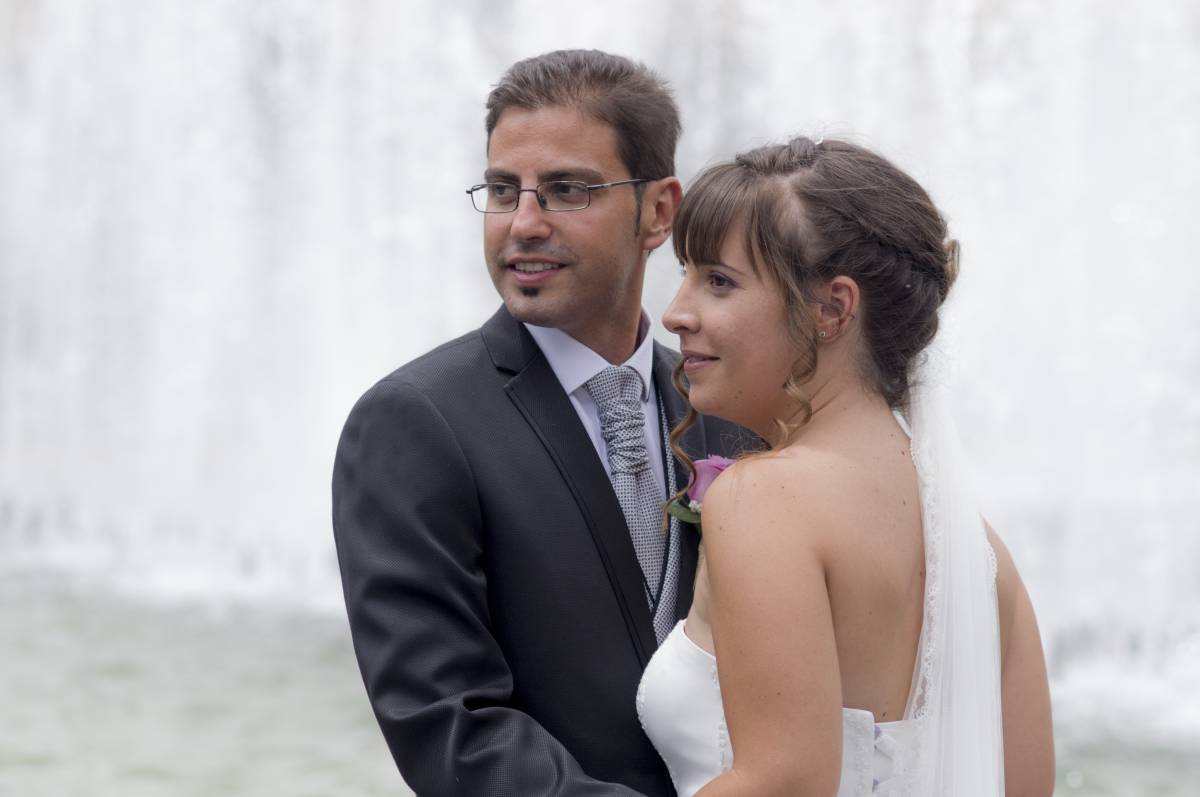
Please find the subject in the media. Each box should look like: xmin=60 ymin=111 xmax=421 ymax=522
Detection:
xmin=640 ymin=177 xmax=683 ymax=252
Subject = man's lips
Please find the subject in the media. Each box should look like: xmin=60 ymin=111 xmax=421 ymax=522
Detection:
xmin=507 ymin=259 xmax=566 ymax=284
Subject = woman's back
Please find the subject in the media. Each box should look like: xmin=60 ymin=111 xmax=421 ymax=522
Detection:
xmin=814 ymin=408 xmax=926 ymax=724
xmin=644 ymin=403 xmax=946 ymax=795
xmin=683 ymin=403 xmax=927 ymax=723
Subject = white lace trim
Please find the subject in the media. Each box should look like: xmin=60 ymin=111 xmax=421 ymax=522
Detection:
xmin=906 ymin=427 xmax=940 ymax=734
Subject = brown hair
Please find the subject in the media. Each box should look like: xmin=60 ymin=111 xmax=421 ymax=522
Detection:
xmin=667 ymin=137 xmax=959 ymax=503
xmin=485 ymin=49 xmax=681 ymax=181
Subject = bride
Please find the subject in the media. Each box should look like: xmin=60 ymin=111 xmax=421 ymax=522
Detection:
xmin=638 ymin=137 xmax=1054 ymax=795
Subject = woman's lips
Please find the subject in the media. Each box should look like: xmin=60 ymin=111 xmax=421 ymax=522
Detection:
xmin=682 ymin=353 xmax=718 ymax=375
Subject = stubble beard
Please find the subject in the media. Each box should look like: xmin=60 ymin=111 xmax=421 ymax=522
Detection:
xmin=495 ymin=215 xmax=644 ymax=333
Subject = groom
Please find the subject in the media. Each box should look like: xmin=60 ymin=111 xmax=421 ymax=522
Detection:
xmin=332 ymin=50 xmax=744 ymax=796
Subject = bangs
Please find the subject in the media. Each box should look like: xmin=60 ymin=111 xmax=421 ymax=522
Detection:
xmin=674 ymin=163 xmax=797 ymax=280
xmin=673 ymin=164 xmax=756 ymax=270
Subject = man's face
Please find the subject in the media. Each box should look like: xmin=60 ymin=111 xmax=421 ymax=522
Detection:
xmin=484 ymin=106 xmax=648 ymax=352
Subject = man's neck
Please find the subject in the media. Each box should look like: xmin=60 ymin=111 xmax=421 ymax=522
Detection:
xmin=524 ymin=312 xmax=656 ymax=402
xmin=569 ymin=312 xmax=648 ymax=365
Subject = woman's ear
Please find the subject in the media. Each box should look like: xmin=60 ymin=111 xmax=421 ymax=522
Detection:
xmin=816 ymin=276 xmax=860 ymax=339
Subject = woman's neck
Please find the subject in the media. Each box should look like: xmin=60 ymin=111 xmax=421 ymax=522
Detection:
xmin=772 ymin=379 xmax=895 ymax=452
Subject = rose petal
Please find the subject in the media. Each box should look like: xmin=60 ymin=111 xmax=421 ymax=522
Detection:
xmin=687 ymin=455 xmax=735 ymax=503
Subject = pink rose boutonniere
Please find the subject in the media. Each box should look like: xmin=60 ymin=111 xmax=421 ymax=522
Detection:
xmin=666 ymin=455 xmax=735 ymax=528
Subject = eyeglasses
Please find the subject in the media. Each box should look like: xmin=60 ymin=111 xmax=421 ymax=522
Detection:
xmin=465 ymin=178 xmax=649 ymax=213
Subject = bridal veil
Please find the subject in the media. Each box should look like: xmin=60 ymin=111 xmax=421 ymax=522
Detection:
xmin=902 ymin=346 xmax=1006 ymax=795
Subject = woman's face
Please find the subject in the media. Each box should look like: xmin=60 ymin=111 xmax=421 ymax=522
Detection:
xmin=662 ymin=225 xmax=801 ymax=436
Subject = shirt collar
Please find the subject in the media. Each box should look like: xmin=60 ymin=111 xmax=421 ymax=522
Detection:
xmin=525 ymin=313 xmax=655 ymax=401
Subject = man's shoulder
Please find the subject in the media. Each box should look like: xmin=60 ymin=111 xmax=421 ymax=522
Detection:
xmin=371 ymin=304 xmax=530 ymax=393
xmin=354 ymin=327 xmax=494 ymax=411
xmin=345 ymin=306 xmax=534 ymax=420
xmin=386 ymin=328 xmax=490 ymax=386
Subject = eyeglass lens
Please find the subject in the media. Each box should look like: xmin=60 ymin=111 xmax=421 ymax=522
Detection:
xmin=473 ymin=181 xmax=590 ymax=213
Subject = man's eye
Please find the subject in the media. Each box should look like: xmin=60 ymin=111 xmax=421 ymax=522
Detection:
xmin=551 ymin=182 xmax=588 ymax=199
xmin=490 ymin=184 xmax=517 ymax=198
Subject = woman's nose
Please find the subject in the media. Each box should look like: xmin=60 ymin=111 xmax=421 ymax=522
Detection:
xmin=662 ymin=284 xmax=698 ymax=334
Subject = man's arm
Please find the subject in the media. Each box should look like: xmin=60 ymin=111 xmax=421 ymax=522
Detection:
xmin=332 ymin=378 xmax=642 ymax=796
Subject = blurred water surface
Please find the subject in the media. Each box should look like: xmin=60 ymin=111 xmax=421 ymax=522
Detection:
xmin=2 ymin=571 xmax=1196 ymax=796
xmin=0 ymin=570 xmax=404 ymax=796
xmin=2 ymin=1 xmax=1198 ymax=793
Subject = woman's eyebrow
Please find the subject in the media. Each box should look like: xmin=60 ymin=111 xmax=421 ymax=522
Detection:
xmin=695 ymin=259 xmax=745 ymax=275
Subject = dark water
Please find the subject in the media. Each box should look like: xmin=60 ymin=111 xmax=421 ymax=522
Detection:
xmin=2 ymin=570 xmax=1195 ymax=796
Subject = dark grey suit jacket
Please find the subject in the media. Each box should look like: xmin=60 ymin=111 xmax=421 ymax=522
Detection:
xmin=332 ymin=305 xmax=747 ymax=796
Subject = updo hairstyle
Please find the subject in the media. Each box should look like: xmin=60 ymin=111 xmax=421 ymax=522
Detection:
xmin=668 ymin=137 xmax=960 ymax=487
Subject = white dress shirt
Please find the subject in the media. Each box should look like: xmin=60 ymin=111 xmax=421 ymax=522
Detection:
xmin=524 ymin=315 xmax=667 ymax=498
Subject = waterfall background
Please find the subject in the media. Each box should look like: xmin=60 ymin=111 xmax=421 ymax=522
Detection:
xmin=2 ymin=1 xmax=1198 ymax=794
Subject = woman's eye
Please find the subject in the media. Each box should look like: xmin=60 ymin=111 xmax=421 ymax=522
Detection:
xmin=708 ymin=272 xmax=734 ymax=289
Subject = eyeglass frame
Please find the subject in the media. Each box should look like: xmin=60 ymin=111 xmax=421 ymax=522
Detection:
xmin=465 ymin=178 xmax=651 ymax=213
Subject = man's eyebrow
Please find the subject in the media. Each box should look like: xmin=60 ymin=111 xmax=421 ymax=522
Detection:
xmin=483 ymin=168 xmax=519 ymax=183
xmin=483 ymin=167 xmax=609 ymax=184
xmin=540 ymin=167 xmax=605 ymax=184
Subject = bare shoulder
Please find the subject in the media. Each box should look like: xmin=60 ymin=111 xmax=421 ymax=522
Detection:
xmin=700 ymin=449 xmax=850 ymax=558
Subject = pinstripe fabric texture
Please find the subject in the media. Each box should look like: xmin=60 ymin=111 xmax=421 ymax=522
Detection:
xmin=655 ymin=388 xmax=682 ymax=646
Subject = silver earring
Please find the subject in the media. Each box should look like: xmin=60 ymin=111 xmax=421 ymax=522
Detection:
xmin=818 ymin=330 xmax=827 ymax=339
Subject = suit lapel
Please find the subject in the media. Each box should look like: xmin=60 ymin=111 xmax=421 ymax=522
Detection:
xmin=483 ymin=307 xmax=658 ymax=664
xmin=652 ymin=344 xmax=703 ymax=620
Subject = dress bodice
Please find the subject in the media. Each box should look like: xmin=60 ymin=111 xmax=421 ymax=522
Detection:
xmin=637 ymin=620 xmax=916 ymax=796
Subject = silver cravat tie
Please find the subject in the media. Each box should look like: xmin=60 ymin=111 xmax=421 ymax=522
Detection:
xmin=586 ymin=365 xmax=674 ymax=642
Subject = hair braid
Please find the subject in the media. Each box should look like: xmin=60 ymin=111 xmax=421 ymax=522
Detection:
xmin=673 ymin=135 xmax=959 ymax=422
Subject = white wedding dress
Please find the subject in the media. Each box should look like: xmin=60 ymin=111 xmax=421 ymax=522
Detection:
xmin=637 ymin=619 xmax=920 ymax=795
xmin=637 ymin=357 xmax=1006 ymax=796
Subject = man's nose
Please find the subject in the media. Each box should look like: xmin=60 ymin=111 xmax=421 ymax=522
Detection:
xmin=508 ymin=190 xmax=552 ymax=240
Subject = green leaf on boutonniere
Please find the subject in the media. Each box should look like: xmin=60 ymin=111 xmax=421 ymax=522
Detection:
xmin=666 ymin=496 xmax=701 ymax=526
